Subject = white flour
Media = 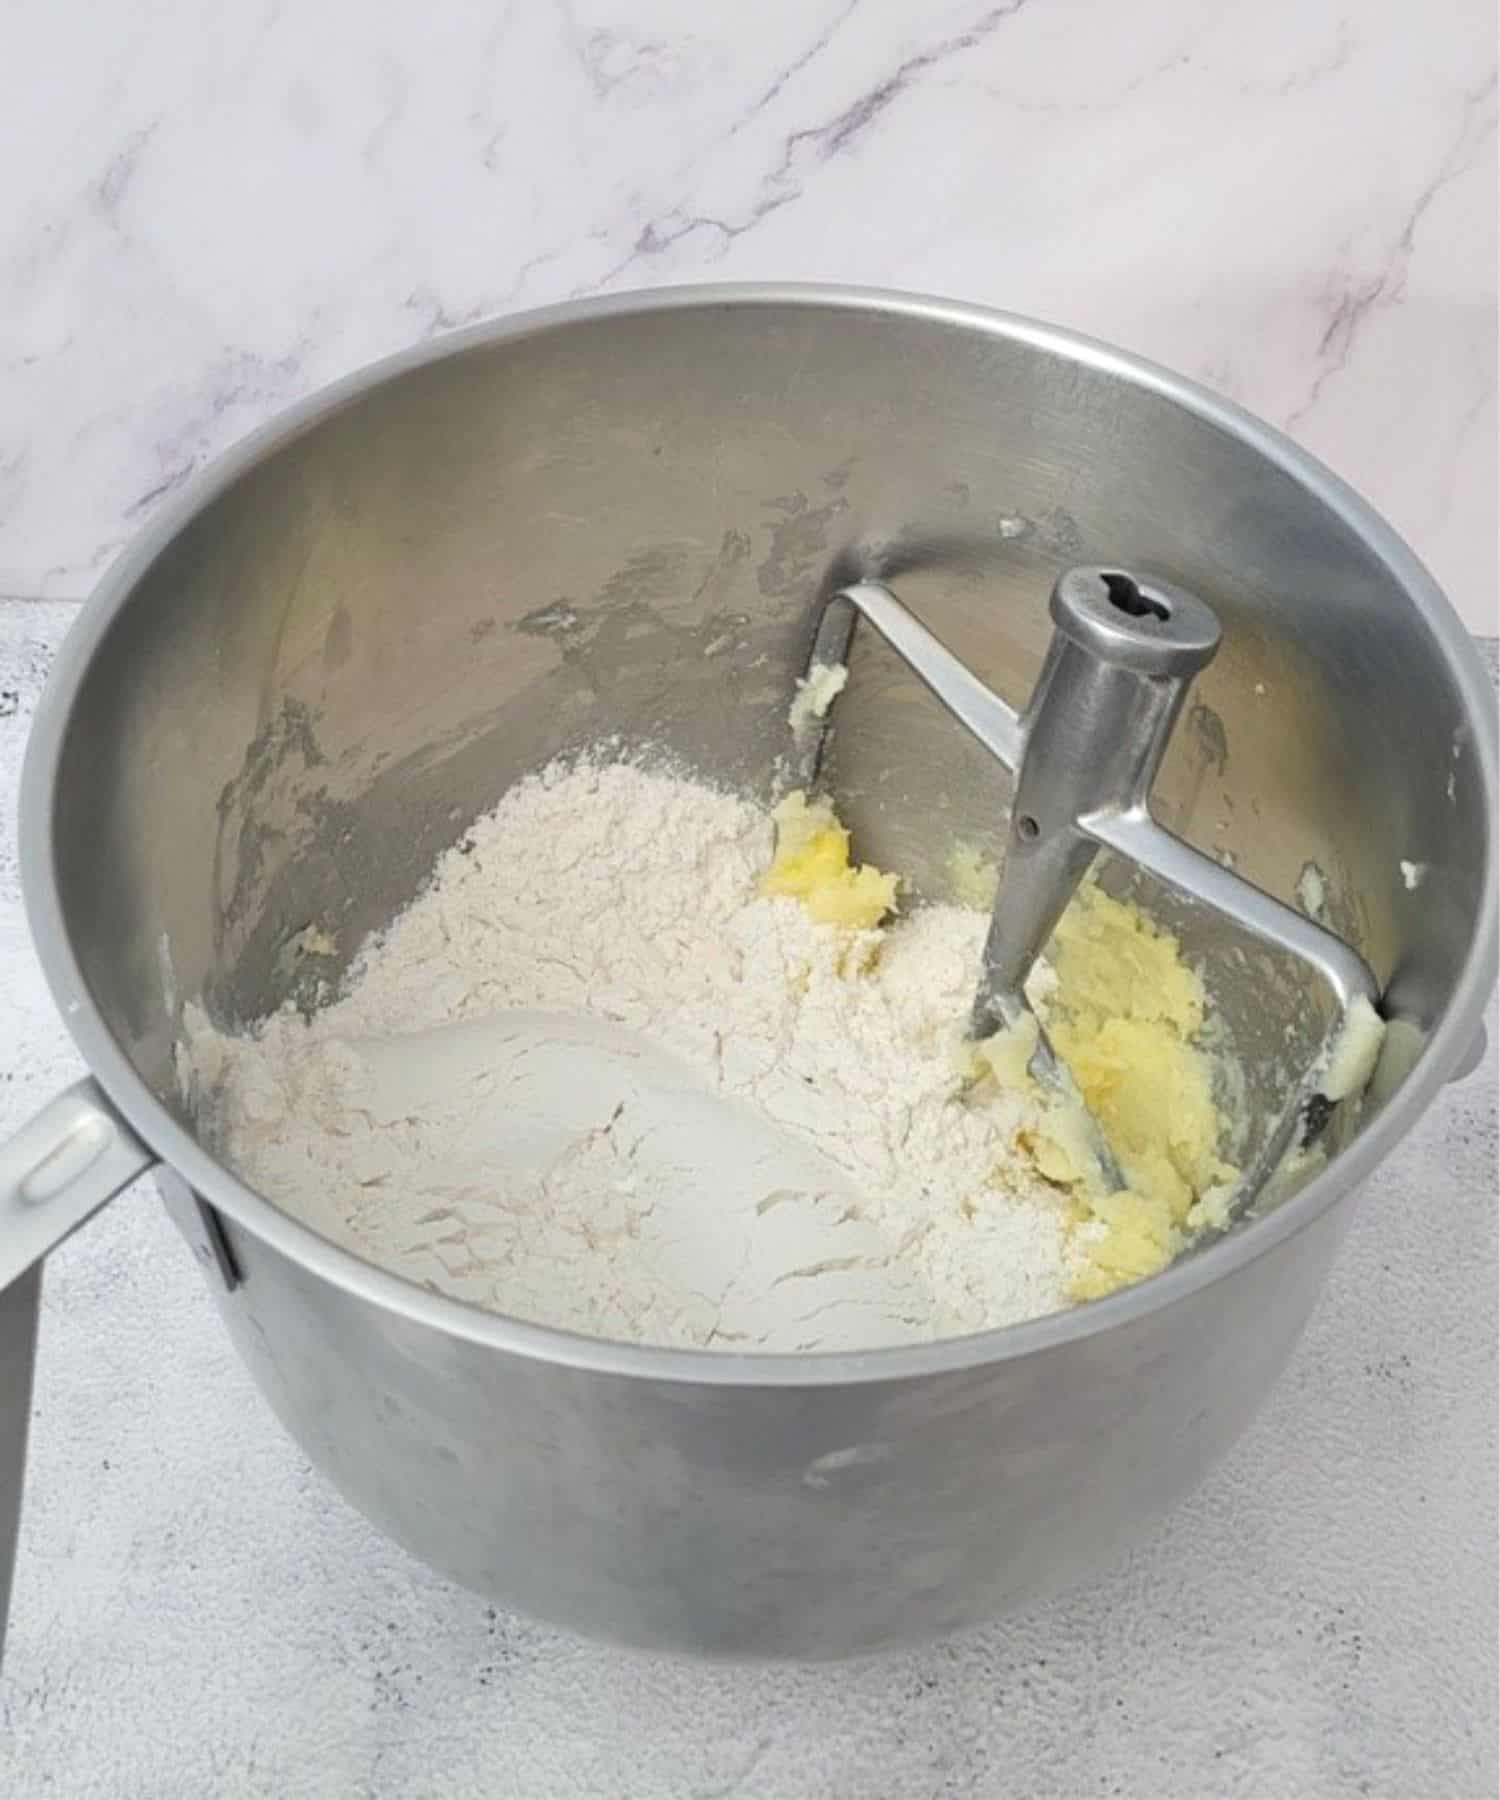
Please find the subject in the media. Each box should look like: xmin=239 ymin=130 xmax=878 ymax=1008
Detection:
xmin=178 ymin=759 xmax=1074 ymax=1351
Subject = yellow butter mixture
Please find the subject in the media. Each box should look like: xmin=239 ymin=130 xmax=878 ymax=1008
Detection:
xmin=761 ymin=791 xmax=900 ymax=931
xmin=1035 ymin=886 xmax=1239 ymax=1298
xmin=768 ymin=790 xmax=1240 ymax=1299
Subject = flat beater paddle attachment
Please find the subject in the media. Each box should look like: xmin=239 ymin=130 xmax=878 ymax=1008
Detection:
xmin=793 ymin=565 xmax=1384 ymax=1207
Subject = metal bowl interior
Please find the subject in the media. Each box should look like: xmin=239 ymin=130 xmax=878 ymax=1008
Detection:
xmin=21 ymin=285 xmax=1499 ymax=1380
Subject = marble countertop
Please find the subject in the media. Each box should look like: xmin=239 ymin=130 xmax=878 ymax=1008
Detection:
xmin=0 ymin=2 xmax=1496 ymax=1794
xmin=3 ymin=0 xmax=1496 ymax=630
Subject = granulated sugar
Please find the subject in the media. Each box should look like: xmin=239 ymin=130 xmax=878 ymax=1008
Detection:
xmin=178 ymin=759 xmax=1075 ymax=1351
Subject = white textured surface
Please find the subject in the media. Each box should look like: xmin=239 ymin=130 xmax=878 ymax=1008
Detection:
xmin=0 ymin=0 xmax=1496 ymax=628
xmin=0 ymin=605 xmax=1496 ymax=1796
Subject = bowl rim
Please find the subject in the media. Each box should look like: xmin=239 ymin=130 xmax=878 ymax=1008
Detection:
xmin=19 ymin=280 xmax=1499 ymax=1387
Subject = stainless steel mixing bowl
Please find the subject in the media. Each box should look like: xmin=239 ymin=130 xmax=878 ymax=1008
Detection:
xmin=2 ymin=286 xmax=1495 ymax=1660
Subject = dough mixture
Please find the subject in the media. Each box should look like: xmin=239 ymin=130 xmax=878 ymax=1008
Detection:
xmin=178 ymin=757 xmax=1240 ymax=1351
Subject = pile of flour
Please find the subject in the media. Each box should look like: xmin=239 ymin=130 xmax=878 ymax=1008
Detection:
xmin=178 ymin=759 xmax=1076 ymax=1351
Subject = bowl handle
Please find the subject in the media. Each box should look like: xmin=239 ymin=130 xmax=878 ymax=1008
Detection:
xmin=1449 ymin=1023 xmax=1489 ymax=1084
xmin=0 ymin=1079 xmax=156 ymax=1667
